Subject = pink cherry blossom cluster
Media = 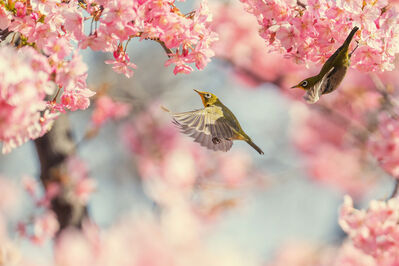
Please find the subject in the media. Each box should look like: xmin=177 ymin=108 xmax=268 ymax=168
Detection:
xmin=64 ymin=156 xmax=97 ymax=204
xmin=52 ymin=209 xmax=254 ymax=266
xmin=4 ymin=0 xmax=95 ymax=113
xmin=290 ymin=102 xmax=377 ymax=197
xmin=80 ymin=0 xmax=217 ymax=76
xmin=0 ymin=1 xmax=94 ymax=153
xmin=339 ymin=195 xmax=399 ymax=264
xmin=210 ymin=2 xmax=301 ymax=87
xmin=0 ymin=177 xmax=24 ymax=266
xmin=368 ymin=112 xmax=399 ymax=179
xmin=266 ymin=240 xmax=377 ymax=265
xmin=91 ymin=95 xmax=131 ymax=127
xmin=239 ymin=0 xmax=399 ymax=72
xmin=0 ymin=175 xmax=253 ymax=266
xmin=18 ymin=176 xmax=60 ymax=244
xmin=3 ymin=0 xmax=217 ymax=77
xmin=0 ymin=176 xmax=19 ymax=213
xmin=0 ymin=46 xmax=58 ymax=153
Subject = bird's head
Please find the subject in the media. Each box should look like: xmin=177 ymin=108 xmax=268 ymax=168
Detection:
xmin=291 ymin=76 xmax=319 ymax=90
xmin=194 ymin=89 xmax=219 ymax=107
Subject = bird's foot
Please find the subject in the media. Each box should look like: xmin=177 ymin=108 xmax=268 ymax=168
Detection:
xmin=212 ymin=137 xmax=221 ymax=144
xmin=349 ymin=41 xmax=359 ymax=57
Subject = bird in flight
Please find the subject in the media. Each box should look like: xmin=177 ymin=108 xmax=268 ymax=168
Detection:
xmin=291 ymin=26 xmax=359 ymax=103
xmin=165 ymin=89 xmax=264 ymax=154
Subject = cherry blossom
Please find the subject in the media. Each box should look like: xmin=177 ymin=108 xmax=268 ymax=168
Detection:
xmin=239 ymin=0 xmax=399 ymax=72
xmin=51 ymin=210 xmax=257 ymax=266
xmin=80 ymin=0 xmax=217 ymax=75
xmin=0 ymin=46 xmax=56 ymax=153
xmin=368 ymin=112 xmax=399 ymax=179
xmin=17 ymin=156 xmax=95 ymax=244
xmin=91 ymin=95 xmax=131 ymax=127
xmin=211 ymin=2 xmax=301 ymax=87
xmin=290 ymin=102 xmax=377 ymax=197
xmin=104 ymin=47 xmax=137 ymax=78
xmin=65 ymin=156 xmax=97 ymax=204
xmin=0 ymin=176 xmax=19 ymax=214
xmin=339 ymin=195 xmax=399 ymax=264
xmin=266 ymin=240 xmax=377 ymax=266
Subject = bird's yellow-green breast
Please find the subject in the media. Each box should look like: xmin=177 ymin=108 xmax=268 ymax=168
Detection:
xmin=193 ymin=89 xmax=246 ymax=140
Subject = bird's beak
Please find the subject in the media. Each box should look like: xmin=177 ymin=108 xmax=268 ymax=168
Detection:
xmin=291 ymin=84 xmax=300 ymax=89
xmin=193 ymin=89 xmax=207 ymax=107
xmin=193 ymin=89 xmax=205 ymax=95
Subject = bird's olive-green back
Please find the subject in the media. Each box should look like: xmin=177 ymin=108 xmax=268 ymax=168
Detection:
xmin=213 ymin=100 xmax=248 ymax=138
xmin=318 ymin=26 xmax=359 ymax=77
xmin=296 ymin=26 xmax=359 ymax=90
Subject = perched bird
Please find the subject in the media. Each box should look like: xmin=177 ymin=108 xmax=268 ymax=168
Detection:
xmin=165 ymin=89 xmax=264 ymax=154
xmin=291 ymin=26 xmax=359 ymax=103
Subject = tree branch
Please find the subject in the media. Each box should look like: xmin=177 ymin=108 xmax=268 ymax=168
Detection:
xmin=153 ymin=39 xmax=173 ymax=58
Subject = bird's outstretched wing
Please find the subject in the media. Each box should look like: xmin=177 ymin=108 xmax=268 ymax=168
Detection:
xmin=304 ymin=67 xmax=335 ymax=104
xmin=172 ymin=107 xmax=235 ymax=152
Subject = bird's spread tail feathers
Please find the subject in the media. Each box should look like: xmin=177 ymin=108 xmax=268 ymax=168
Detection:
xmin=246 ymin=139 xmax=264 ymax=155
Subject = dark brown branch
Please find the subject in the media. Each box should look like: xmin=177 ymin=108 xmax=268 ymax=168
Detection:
xmin=297 ymin=0 xmax=306 ymax=8
xmin=34 ymin=114 xmax=88 ymax=233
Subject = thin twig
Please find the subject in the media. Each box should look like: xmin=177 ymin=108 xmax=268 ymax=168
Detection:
xmin=184 ymin=11 xmax=196 ymax=19
xmin=154 ymin=39 xmax=173 ymax=58
xmin=389 ymin=179 xmax=399 ymax=199
xmin=369 ymin=73 xmax=398 ymax=117
xmin=132 ymin=32 xmax=173 ymax=58
xmin=370 ymin=73 xmax=389 ymax=97
xmin=218 ymin=57 xmax=283 ymax=85
xmin=124 ymin=37 xmax=132 ymax=53
xmin=369 ymin=74 xmax=399 ymax=200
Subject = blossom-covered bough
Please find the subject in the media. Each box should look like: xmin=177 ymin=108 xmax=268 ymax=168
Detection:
xmin=2 ymin=0 xmax=399 ymax=265
xmin=0 ymin=0 xmax=217 ymax=153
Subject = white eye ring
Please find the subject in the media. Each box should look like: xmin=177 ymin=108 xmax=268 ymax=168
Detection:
xmin=205 ymin=93 xmax=211 ymax=98
xmin=301 ymin=80 xmax=308 ymax=87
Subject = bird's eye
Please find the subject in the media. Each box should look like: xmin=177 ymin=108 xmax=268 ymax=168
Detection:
xmin=205 ymin=93 xmax=211 ymax=98
xmin=301 ymin=80 xmax=308 ymax=87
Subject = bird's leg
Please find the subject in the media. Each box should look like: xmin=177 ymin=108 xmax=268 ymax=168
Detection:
xmin=349 ymin=41 xmax=359 ymax=57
